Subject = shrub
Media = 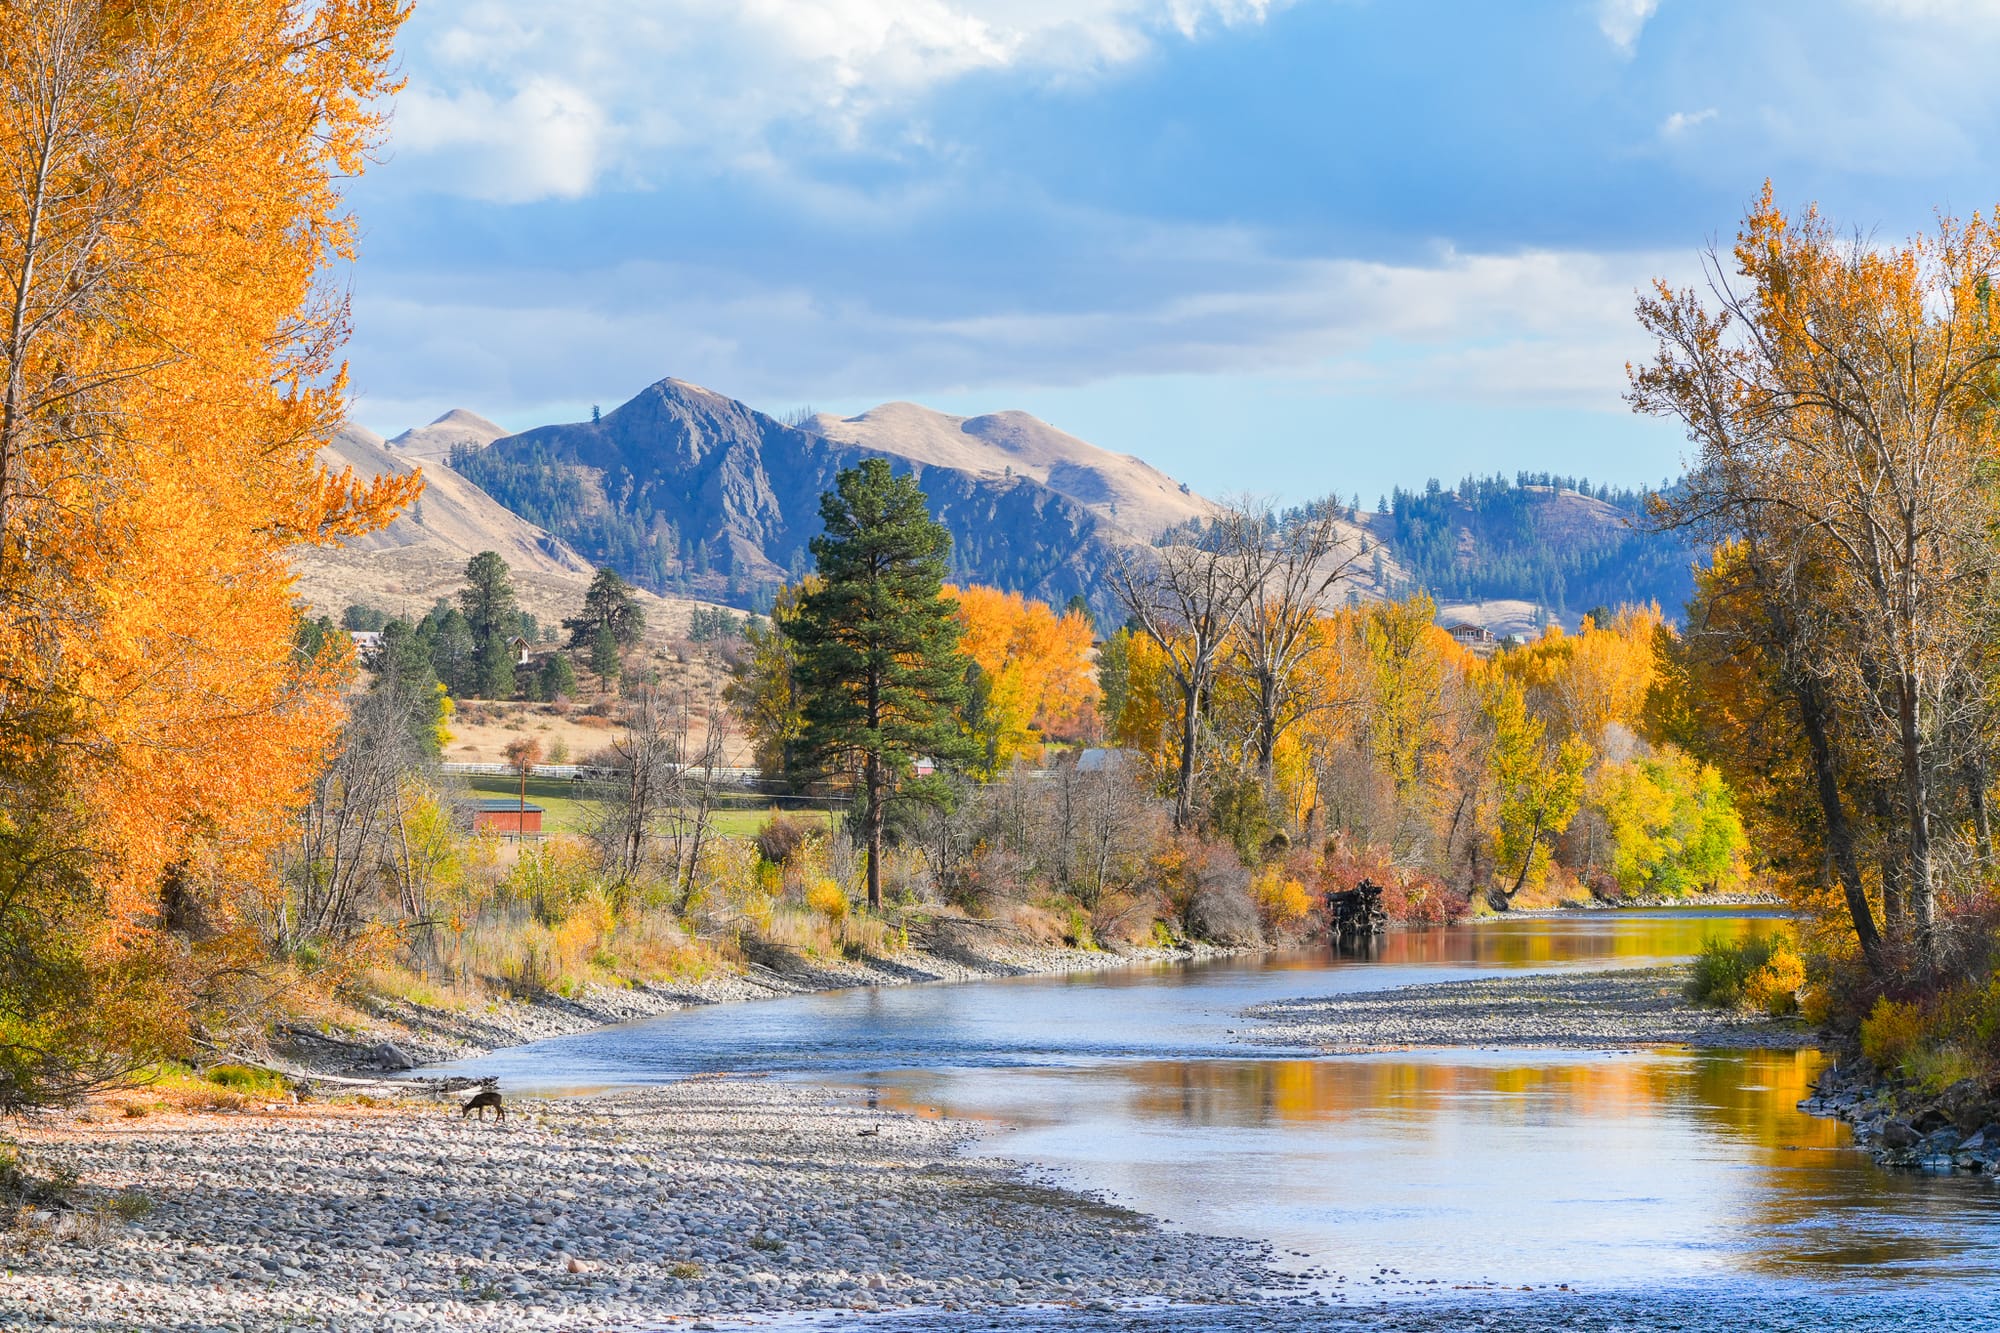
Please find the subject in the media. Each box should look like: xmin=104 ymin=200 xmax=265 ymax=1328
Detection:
xmin=202 ymin=1064 xmax=288 ymax=1096
xmin=1860 ymin=996 xmax=1927 ymax=1072
xmin=1183 ymin=846 xmax=1262 ymax=946
xmin=805 ymin=878 xmax=849 ymax=928
xmin=1686 ymin=933 xmax=1801 ymax=1013
xmin=1742 ymin=942 xmax=1805 ymax=1016
xmin=1378 ymin=874 xmax=1471 ymax=927
xmin=1252 ymin=868 xmax=1313 ymax=935
xmin=756 ymin=814 xmax=816 ymax=867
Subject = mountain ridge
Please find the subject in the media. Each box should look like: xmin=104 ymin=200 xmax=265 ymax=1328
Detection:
xmin=301 ymin=377 xmax=1695 ymax=634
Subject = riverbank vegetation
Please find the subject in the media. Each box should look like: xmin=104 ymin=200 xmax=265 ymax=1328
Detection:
xmin=1634 ymin=186 xmax=2000 ymax=1100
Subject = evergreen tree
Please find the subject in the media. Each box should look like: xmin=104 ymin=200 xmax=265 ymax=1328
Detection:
xmin=564 ymin=567 xmax=647 ymax=649
xmin=458 ymin=550 xmax=522 ymax=698
xmin=589 ymin=623 xmax=621 ymax=690
xmin=540 ymin=652 xmax=579 ymax=701
xmin=428 ymin=609 xmax=477 ymax=697
xmin=791 ymin=460 xmax=975 ymax=908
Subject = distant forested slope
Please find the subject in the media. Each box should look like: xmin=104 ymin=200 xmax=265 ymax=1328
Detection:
xmin=1378 ymin=472 xmax=1696 ymax=618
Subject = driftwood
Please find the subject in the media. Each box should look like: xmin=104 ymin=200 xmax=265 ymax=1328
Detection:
xmin=1325 ymin=880 xmax=1389 ymax=939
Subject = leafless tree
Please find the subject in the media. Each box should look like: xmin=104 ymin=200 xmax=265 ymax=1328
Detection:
xmin=1108 ymin=510 xmax=1257 ymax=826
xmin=1230 ymin=498 xmax=1360 ymax=793
xmin=276 ymin=688 xmax=435 ymax=956
xmin=589 ymin=662 xmax=734 ymax=913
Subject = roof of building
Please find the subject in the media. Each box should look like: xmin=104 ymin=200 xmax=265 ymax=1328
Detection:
xmin=473 ymin=799 xmax=545 ymax=813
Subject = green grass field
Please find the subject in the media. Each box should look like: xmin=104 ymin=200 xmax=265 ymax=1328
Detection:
xmin=460 ymin=776 xmax=840 ymax=842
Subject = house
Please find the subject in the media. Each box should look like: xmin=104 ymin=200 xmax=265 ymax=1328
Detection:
xmin=474 ymin=799 xmax=543 ymax=835
xmin=349 ymin=630 xmax=382 ymax=657
xmin=508 ymin=635 xmax=533 ymax=666
xmin=1444 ymin=622 xmax=1494 ymax=645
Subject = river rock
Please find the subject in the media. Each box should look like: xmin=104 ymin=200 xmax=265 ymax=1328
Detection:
xmin=369 ymin=1042 xmax=417 ymax=1071
xmin=1881 ymin=1119 xmax=1920 ymax=1150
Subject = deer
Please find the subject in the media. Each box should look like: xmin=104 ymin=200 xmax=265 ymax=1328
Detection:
xmin=461 ymin=1088 xmax=505 ymax=1122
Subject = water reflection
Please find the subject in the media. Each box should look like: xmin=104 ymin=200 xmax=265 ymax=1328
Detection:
xmin=858 ymin=1046 xmax=2000 ymax=1293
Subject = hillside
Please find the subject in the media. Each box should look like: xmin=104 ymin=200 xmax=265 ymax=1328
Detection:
xmin=292 ymin=425 xmax=714 ymax=637
xmin=318 ymin=379 xmax=1697 ymax=634
xmin=1374 ymin=473 xmax=1696 ymax=626
xmin=802 ymin=401 xmax=1209 ymax=541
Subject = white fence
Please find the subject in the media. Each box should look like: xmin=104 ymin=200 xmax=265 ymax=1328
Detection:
xmin=440 ymin=761 xmax=765 ymax=786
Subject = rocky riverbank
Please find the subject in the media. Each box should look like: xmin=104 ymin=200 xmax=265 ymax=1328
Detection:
xmin=1242 ymin=965 xmax=1814 ymax=1051
xmin=1 ymin=1077 xmax=1279 ymax=1331
xmin=1798 ymin=1060 xmax=2000 ymax=1176
xmin=282 ymin=917 xmax=1242 ymax=1076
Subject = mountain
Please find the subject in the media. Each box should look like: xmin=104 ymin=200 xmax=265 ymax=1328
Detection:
xmin=310 ymin=376 xmax=1695 ymax=634
xmin=292 ymin=425 xmax=706 ymax=636
xmin=455 ymin=378 xmax=1141 ymax=618
xmin=387 ymin=408 xmax=507 ymax=465
xmin=801 ymin=401 xmax=1208 ymax=541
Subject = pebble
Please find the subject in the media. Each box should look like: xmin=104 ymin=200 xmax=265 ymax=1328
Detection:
xmin=1 ymin=1079 xmax=1272 ymax=1331
xmin=1243 ymin=966 xmax=1817 ymax=1051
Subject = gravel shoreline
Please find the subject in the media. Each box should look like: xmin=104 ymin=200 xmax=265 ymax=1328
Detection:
xmin=2 ymin=1078 xmax=1279 ymax=1331
xmin=1242 ymin=965 xmax=1815 ymax=1051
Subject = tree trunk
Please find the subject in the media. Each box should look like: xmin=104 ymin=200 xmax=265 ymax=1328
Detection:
xmin=1897 ymin=674 xmax=1936 ymax=960
xmin=1797 ymin=677 xmax=1883 ymax=970
xmin=1969 ymin=759 xmax=1992 ymax=864
xmin=864 ymin=750 xmax=883 ymax=910
xmin=1174 ymin=674 xmax=1202 ymax=829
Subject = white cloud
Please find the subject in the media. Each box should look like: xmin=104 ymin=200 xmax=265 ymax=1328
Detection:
xmin=1597 ymin=0 xmax=1659 ymax=55
xmin=390 ymin=1 xmax=1288 ymax=201
xmin=1659 ymin=107 xmax=1717 ymax=137
xmin=349 ymin=233 xmax=1693 ymax=435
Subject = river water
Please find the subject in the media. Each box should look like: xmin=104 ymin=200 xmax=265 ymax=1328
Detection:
xmin=437 ymin=911 xmax=2000 ymax=1329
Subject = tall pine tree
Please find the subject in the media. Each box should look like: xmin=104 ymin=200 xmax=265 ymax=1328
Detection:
xmin=792 ymin=461 xmax=973 ymax=908
xmin=459 ymin=550 xmax=522 ymax=698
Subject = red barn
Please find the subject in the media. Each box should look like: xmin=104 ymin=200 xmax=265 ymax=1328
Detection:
xmin=474 ymin=799 xmax=544 ymax=835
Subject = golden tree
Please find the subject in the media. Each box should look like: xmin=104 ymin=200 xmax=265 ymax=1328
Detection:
xmin=0 ymin=0 xmax=414 ymax=1108
xmin=1633 ymin=185 xmax=2000 ymax=969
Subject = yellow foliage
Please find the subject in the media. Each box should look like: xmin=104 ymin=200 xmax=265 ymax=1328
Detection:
xmin=1860 ymin=997 xmax=1928 ymax=1072
xmin=1743 ymin=941 xmax=1805 ymax=1016
xmin=950 ymin=584 xmax=1100 ymax=769
xmin=806 ymin=878 xmax=850 ymax=925
xmin=1252 ymin=868 xmax=1313 ymax=930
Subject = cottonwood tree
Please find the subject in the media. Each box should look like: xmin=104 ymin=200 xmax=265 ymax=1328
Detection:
xmin=1109 ymin=510 xmax=1257 ymax=827
xmin=791 ymin=460 xmax=974 ymax=908
xmin=1632 ymin=187 xmax=2000 ymax=968
xmin=0 ymin=1 xmax=412 ymax=1108
xmin=1486 ymin=679 xmax=1592 ymax=908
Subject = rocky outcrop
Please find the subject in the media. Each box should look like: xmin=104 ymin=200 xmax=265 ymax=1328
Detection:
xmin=1801 ymin=1061 xmax=2000 ymax=1174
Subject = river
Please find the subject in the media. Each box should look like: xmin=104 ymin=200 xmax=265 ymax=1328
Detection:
xmin=434 ymin=910 xmax=2000 ymax=1330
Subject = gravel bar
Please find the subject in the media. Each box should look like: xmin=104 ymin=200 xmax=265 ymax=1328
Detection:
xmin=1243 ymin=966 xmax=1815 ymax=1052
xmin=3 ymin=1078 xmax=1277 ymax=1331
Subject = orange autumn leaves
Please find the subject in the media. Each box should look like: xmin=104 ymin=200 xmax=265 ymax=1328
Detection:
xmin=0 ymin=3 xmax=413 ymax=987
xmin=948 ymin=585 xmax=1099 ymax=771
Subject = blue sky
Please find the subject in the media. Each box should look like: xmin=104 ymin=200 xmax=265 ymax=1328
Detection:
xmin=344 ymin=0 xmax=2000 ymax=502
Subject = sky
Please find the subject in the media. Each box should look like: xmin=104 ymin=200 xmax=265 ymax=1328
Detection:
xmin=344 ymin=0 xmax=2000 ymax=503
